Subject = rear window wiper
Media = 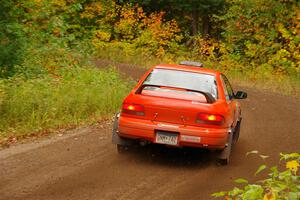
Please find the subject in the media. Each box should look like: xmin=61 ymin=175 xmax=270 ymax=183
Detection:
xmin=136 ymin=84 xmax=216 ymax=103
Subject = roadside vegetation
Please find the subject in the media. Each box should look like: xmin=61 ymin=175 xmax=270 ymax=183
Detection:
xmin=0 ymin=0 xmax=299 ymax=144
xmin=0 ymin=68 xmax=132 ymax=140
xmin=212 ymin=152 xmax=300 ymax=200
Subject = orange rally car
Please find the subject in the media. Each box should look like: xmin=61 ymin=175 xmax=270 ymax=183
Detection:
xmin=112 ymin=61 xmax=247 ymax=164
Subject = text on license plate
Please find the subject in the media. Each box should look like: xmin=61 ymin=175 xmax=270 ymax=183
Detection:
xmin=155 ymin=132 xmax=178 ymax=145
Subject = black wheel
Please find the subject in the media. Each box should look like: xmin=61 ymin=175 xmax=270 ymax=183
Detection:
xmin=232 ymin=121 xmax=241 ymax=145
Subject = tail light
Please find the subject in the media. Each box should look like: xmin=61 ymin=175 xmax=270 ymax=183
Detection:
xmin=122 ymin=103 xmax=145 ymax=116
xmin=196 ymin=113 xmax=224 ymax=125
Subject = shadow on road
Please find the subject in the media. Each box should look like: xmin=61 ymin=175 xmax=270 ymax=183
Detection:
xmin=118 ymin=144 xmax=219 ymax=169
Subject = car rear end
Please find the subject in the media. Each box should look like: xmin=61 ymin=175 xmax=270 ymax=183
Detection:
xmin=116 ymin=66 xmax=230 ymax=150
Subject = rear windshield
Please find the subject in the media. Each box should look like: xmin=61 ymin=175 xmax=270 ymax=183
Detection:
xmin=142 ymin=68 xmax=218 ymax=99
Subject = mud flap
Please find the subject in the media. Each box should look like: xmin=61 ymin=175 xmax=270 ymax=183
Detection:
xmin=217 ymin=130 xmax=233 ymax=165
xmin=111 ymin=113 xmax=134 ymax=146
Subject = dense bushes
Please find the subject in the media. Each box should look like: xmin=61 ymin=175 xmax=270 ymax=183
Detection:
xmin=218 ymin=0 xmax=300 ymax=77
xmin=85 ymin=2 xmax=182 ymax=57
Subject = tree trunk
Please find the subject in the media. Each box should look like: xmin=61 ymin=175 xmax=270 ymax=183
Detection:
xmin=191 ymin=10 xmax=199 ymax=36
xmin=202 ymin=15 xmax=210 ymax=36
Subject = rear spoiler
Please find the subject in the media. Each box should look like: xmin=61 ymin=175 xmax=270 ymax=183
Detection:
xmin=136 ymin=84 xmax=216 ymax=103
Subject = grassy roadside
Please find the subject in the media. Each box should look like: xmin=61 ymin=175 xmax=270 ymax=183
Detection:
xmin=0 ymin=67 xmax=133 ymax=145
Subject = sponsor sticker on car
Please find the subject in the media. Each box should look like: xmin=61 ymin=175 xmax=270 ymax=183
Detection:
xmin=180 ymin=135 xmax=201 ymax=143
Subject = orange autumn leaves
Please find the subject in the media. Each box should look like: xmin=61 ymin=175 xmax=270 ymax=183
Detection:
xmin=81 ymin=2 xmax=182 ymax=56
xmin=24 ymin=0 xmax=182 ymax=56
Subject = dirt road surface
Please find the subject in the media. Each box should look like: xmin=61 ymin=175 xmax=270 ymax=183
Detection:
xmin=1 ymin=64 xmax=300 ymax=200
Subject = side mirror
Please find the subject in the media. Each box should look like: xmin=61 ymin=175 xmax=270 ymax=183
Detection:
xmin=234 ymin=91 xmax=247 ymax=99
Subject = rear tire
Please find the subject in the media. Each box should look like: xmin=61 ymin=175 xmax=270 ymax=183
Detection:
xmin=232 ymin=121 xmax=241 ymax=145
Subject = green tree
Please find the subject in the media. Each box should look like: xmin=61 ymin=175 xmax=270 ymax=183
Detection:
xmin=123 ymin=0 xmax=226 ymax=36
xmin=219 ymin=0 xmax=300 ymax=75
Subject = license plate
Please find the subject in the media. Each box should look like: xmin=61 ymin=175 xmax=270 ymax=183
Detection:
xmin=155 ymin=131 xmax=178 ymax=145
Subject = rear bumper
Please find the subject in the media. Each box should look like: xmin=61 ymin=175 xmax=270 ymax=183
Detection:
xmin=118 ymin=116 xmax=230 ymax=149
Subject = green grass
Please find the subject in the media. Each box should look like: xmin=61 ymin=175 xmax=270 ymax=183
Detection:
xmin=0 ymin=67 xmax=133 ymax=140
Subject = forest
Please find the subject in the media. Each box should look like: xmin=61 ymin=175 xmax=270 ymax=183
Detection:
xmin=0 ymin=0 xmax=299 ymax=139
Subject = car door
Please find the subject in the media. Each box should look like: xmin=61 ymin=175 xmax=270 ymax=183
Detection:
xmin=220 ymin=74 xmax=238 ymax=128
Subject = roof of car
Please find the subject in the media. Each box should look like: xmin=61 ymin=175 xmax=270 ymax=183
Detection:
xmin=154 ymin=64 xmax=220 ymax=76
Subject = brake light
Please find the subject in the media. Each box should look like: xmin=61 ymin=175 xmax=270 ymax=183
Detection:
xmin=122 ymin=103 xmax=145 ymax=116
xmin=196 ymin=113 xmax=224 ymax=125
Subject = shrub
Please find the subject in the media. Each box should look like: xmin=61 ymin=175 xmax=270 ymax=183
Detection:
xmin=212 ymin=152 xmax=300 ymax=200
xmin=190 ymin=35 xmax=221 ymax=61
xmin=85 ymin=2 xmax=183 ymax=56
